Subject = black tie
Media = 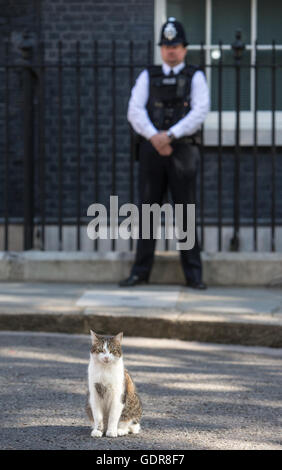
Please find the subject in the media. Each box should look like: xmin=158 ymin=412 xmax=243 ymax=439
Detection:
xmin=169 ymin=69 xmax=174 ymax=76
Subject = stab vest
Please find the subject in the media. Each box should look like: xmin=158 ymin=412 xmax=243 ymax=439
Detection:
xmin=146 ymin=64 xmax=200 ymax=131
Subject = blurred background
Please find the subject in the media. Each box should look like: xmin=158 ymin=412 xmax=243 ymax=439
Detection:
xmin=1 ymin=0 xmax=281 ymax=254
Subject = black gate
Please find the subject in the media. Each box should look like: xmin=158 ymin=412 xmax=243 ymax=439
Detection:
xmin=1 ymin=30 xmax=281 ymax=252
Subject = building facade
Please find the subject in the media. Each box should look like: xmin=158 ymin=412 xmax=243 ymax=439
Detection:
xmin=0 ymin=0 xmax=281 ymax=252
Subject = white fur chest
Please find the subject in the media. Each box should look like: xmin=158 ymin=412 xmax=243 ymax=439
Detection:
xmin=88 ymin=355 xmax=124 ymax=397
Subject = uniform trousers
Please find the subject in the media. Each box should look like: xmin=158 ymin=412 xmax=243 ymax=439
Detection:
xmin=131 ymin=138 xmax=203 ymax=283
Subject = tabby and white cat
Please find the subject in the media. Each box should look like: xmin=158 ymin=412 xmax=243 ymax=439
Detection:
xmin=86 ymin=330 xmax=142 ymax=438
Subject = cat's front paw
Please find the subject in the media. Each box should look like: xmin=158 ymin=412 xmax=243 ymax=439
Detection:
xmin=106 ymin=429 xmax=118 ymax=438
xmin=91 ymin=429 xmax=103 ymax=438
xmin=117 ymin=428 xmax=129 ymax=436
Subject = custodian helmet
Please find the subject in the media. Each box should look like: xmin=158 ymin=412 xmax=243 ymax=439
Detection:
xmin=158 ymin=17 xmax=188 ymax=47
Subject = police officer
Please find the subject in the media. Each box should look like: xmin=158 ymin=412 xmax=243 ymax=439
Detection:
xmin=120 ymin=18 xmax=210 ymax=288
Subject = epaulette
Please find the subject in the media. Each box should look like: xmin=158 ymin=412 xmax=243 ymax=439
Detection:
xmin=147 ymin=64 xmax=203 ymax=79
xmin=182 ymin=64 xmax=202 ymax=77
xmin=147 ymin=65 xmax=163 ymax=78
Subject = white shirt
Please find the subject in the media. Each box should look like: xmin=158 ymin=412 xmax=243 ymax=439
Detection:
xmin=127 ymin=61 xmax=210 ymax=140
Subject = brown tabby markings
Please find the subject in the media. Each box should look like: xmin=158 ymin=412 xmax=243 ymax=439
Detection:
xmin=90 ymin=335 xmax=122 ymax=357
xmin=95 ymin=382 xmax=107 ymax=398
xmin=120 ymin=369 xmax=142 ymax=422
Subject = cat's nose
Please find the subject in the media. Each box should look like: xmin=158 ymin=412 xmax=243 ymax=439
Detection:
xmin=103 ymin=357 xmax=109 ymax=363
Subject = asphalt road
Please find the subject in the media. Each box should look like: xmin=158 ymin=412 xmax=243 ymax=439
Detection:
xmin=0 ymin=331 xmax=281 ymax=450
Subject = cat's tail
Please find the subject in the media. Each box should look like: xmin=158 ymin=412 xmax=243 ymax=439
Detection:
xmin=118 ymin=419 xmax=141 ymax=436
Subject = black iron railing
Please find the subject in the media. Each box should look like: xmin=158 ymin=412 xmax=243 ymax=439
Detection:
xmin=0 ymin=30 xmax=281 ymax=252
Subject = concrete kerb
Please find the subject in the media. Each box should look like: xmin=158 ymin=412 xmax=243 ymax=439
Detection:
xmin=1 ymin=310 xmax=282 ymax=348
xmin=0 ymin=282 xmax=282 ymax=347
xmin=0 ymin=251 xmax=282 ymax=347
xmin=1 ymin=250 xmax=282 ymax=285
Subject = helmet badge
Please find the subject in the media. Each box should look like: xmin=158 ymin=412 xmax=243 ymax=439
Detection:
xmin=164 ymin=22 xmax=177 ymax=41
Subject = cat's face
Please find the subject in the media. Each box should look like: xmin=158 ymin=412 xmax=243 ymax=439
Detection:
xmin=90 ymin=331 xmax=123 ymax=365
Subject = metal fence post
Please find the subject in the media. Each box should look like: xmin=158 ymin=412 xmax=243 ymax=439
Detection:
xmin=20 ymin=29 xmax=35 ymax=250
xmin=230 ymin=30 xmax=245 ymax=251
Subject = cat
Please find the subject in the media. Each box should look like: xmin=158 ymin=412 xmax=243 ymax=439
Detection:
xmin=86 ymin=330 xmax=142 ymax=438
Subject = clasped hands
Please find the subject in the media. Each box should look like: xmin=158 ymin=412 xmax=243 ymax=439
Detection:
xmin=150 ymin=131 xmax=173 ymax=156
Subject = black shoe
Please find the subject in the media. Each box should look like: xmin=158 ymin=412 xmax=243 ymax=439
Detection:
xmin=119 ymin=274 xmax=149 ymax=287
xmin=186 ymin=281 xmax=207 ymax=290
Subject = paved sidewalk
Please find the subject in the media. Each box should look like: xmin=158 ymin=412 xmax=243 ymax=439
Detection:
xmin=0 ymin=282 xmax=282 ymax=347
xmin=1 ymin=332 xmax=282 ymax=450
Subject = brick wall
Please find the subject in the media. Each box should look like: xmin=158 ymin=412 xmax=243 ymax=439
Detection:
xmin=39 ymin=0 xmax=154 ymax=221
xmin=0 ymin=1 xmax=39 ymax=219
xmin=0 ymin=0 xmax=154 ymax=224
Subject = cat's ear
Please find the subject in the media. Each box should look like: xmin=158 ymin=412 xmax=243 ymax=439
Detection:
xmin=90 ymin=330 xmax=99 ymax=344
xmin=114 ymin=332 xmax=123 ymax=344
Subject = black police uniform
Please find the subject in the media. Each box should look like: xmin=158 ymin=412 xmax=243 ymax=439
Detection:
xmin=120 ymin=19 xmax=207 ymax=288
